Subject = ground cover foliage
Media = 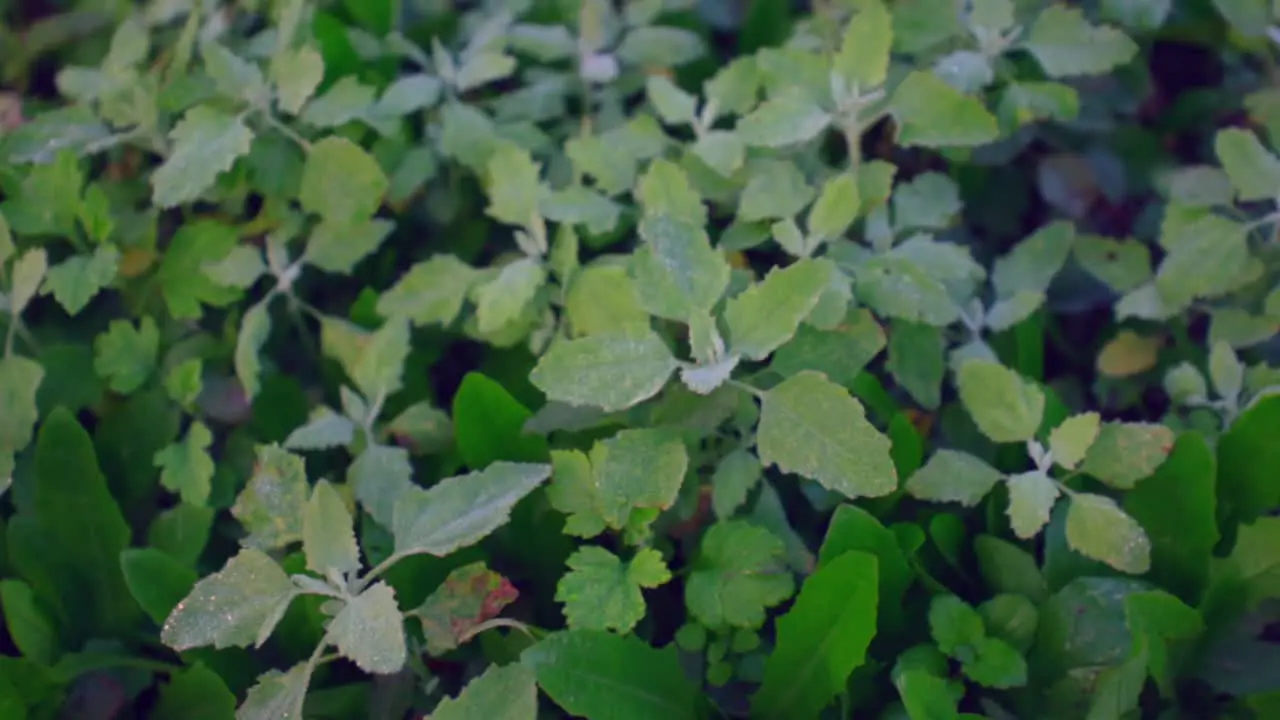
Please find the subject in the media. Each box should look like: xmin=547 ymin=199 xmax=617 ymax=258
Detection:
xmin=0 ymin=0 xmax=1279 ymax=717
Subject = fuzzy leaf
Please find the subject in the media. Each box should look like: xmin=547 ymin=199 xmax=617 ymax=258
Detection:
xmin=431 ymin=663 xmax=537 ymax=720
xmin=736 ymin=92 xmax=832 ymax=147
xmin=377 ymin=254 xmax=479 ymax=327
xmin=303 ymin=480 xmax=360 ymax=576
xmin=557 ymin=546 xmax=671 ymax=632
xmin=231 ymin=445 xmax=309 ymax=550
xmin=153 ymin=421 xmax=216 ymax=505
xmin=1215 ymin=127 xmax=1280 ymax=202
xmin=486 ymin=143 xmax=544 ymax=227
xmin=330 ymin=582 xmax=407 ymax=674
xmin=724 ymin=258 xmax=835 ymax=360
xmin=906 ymin=450 xmax=1003 ymax=506
xmin=992 ymin=221 xmax=1075 ymax=299
xmin=711 ymin=449 xmax=762 ymax=519
xmin=271 ymin=46 xmax=325 ymax=115
xmin=630 ymin=214 xmax=730 ymax=322
xmin=1066 ymin=493 xmax=1152 ymax=574
xmin=1023 ymin=6 xmax=1138 ymax=77
xmin=474 ymin=257 xmax=546 ymax=334
xmin=299 ymin=136 xmax=388 ymax=222
xmin=1049 ymin=412 xmax=1101 ymax=471
xmin=284 ymin=407 xmax=356 ymax=451
xmin=1079 ymin=422 xmax=1175 ymax=489
xmin=836 ymin=0 xmax=892 ymax=87
xmin=237 ymin=662 xmax=311 ymax=720
xmin=1005 ymin=470 xmax=1060 ymax=538
xmin=891 ymin=71 xmax=999 ymax=148
xmin=235 ymin=299 xmax=272 ymax=399
xmin=161 ymin=548 xmax=296 ymax=651
xmin=530 ymin=327 xmax=678 ymax=411
xmin=956 ymin=360 xmax=1045 ymax=444
xmin=0 ymin=356 xmax=43 ymax=460
xmin=152 ymin=106 xmax=254 ymax=208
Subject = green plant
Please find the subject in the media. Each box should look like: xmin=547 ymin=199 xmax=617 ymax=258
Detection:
xmin=2 ymin=0 xmax=1279 ymax=717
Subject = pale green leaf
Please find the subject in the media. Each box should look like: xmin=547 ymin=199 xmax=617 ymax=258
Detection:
xmin=0 ymin=211 xmax=12 ymax=265
xmin=1155 ymin=214 xmax=1252 ymax=306
xmin=934 ymin=50 xmax=994 ymax=93
xmin=530 ymin=327 xmax=678 ymax=411
xmin=772 ymin=217 xmax=807 ymax=257
xmin=736 ymin=92 xmax=832 ymax=148
xmin=236 ymin=299 xmax=272 ymax=400
xmin=160 ymin=548 xmax=296 ymax=651
xmin=284 ymin=407 xmax=356 ymax=451
xmin=377 ymin=254 xmax=480 ymax=327
xmin=303 ymin=480 xmax=360 ymax=575
xmin=634 ymin=158 xmax=706 ymax=225
xmin=956 ymin=360 xmax=1045 ymax=443
xmin=891 ymin=70 xmax=998 ymax=148
xmin=270 ymin=46 xmax=324 ymax=115
xmin=770 ymin=309 xmax=887 ymax=387
xmin=431 ymin=663 xmax=538 ymax=720
xmin=204 ymin=246 xmax=266 ymax=289
xmin=540 ymin=186 xmax=621 ymax=235
xmin=711 ymin=449 xmax=762 ymax=519
xmin=486 ymin=143 xmax=544 ymax=227
xmin=808 ymin=173 xmax=860 ymax=241
xmin=616 ymin=26 xmax=706 ymax=67
xmin=1164 ymin=362 xmax=1208 ymax=404
xmin=330 ymin=582 xmax=406 ymax=674
xmin=371 ymin=73 xmax=442 ymax=117
xmin=299 ymin=136 xmax=387 ymax=222
xmin=94 ymin=316 xmax=159 ymax=394
xmin=724 ymin=258 xmax=835 ymax=360
xmin=985 ymin=291 xmax=1045 ymax=332
xmin=992 ymin=221 xmax=1075 ymax=298
xmin=1214 ymin=128 xmax=1280 ymax=202
xmin=836 ymin=0 xmax=892 ymax=87
xmin=565 ymin=264 xmax=648 ymax=336
xmin=1209 ymin=339 xmax=1244 ymax=401
xmin=43 ymin=245 xmax=119 ymax=316
xmin=154 ymin=421 xmax=215 ymax=505
xmin=1078 ymin=422 xmax=1174 ymax=489
xmin=474 ymin=257 xmax=546 ymax=334
xmin=456 ymin=51 xmax=517 ymax=91
xmin=886 ymin=319 xmax=944 ymax=409
xmin=906 ymin=450 xmax=1003 ymax=506
xmin=336 ymin=318 xmax=411 ymax=402
xmin=152 ymin=106 xmax=254 ymax=208
xmin=1049 ymin=412 xmax=1101 ymax=471
xmin=646 ymin=75 xmax=697 ymax=126
xmin=757 ymin=370 xmax=897 ymax=498
xmin=704 ymin=56 xmax=761 ymax=117
xmin=892 ymin=172 xmax=960 ymax=232
xmin=1074 ymin=235 xmax=1151 ymax=293
xmin=556 ymin=546 xmax=671 ymax=632
xmin=392 ymin=462 xmax=551 ymax=558
xmin=630 ymin=214 xmax=730 ymax=321
xmin=737 ymin=159 xmax=815 ymax=222
xmin=237 ymin=663 xmax=310 ymax=720
xmin=9 ymin=247 xmax=47 ymax=316
xmin=349 ymin=444 xmax=414 ymax=529
xmin=231 ymin=445 xmax=309 ymax=550
xmin=1005 ymin=470 xmax=1059 ymax=538
xmin=997 ymin=81 xmax=1080 ymax=128
xmin=679 ymin=355 xmax=740 ymax=395
xmin=1023 ymin=6 xmax=1138 ymax=77
xmin=1066 ymin=493 xmax=1152 ymax=574
xmin=686 ymin=521 xmax=794 ymax=629
xmin=203 ymin=42 xmax=267 ymax=103
xmin=0 ymin=356 xmax=43 ymax=457
xmin=691 ymin=130 xmax=746 ymax=177
xmin=304 ymin=218 xmax=395 ymax=274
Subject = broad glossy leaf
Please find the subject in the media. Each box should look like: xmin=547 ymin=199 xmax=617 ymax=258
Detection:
xmin=1079 ymin=422 xmax=1174 ymax=489
xmin=686 ymin=521 xmax=794 ymax=629
xmin=409 ymin=562 xmax=518 ymax=655
xmin=1023 ymin=6 xmax=1138 ymax=77
xmin=1006 ymin=470 xmax=1060 ymax=538
xmin=153 ymin=421 xmax=216 ymax=505
xmin=556 ymin=546 xmax=671 ymax=632
xmin=956 ymin=360 xmax=1045 ymax=443
xmin=1066 ymin=493 xmax=1151 ymax=574
xmin=975 ymin=534 xmax=1047 ymax=602
xmin=377 ymin=254 xmax=479 ymax=327
xmin=161 ymin=548 xmax=296 ymax=651
xmin=631 ymin=214 xmax=730 ymax=321
xmin=330 ymin=582 xmax=406 ymax=674
xmin=431 ymin=662 xmax=537 ymax=720
xmin=299 ymin=136 xmax=388 ymax=222
xmin=152 ymin=105 xmax=254 ymax=208
xmin=724 ymin=258 xmax=834 ymax=360
xmin=758 ymin=371 xmax=897 ymax=498
xmin=148 ymin=504 xmax=215 ymax=567
xmin=530 ymin=327 xmax=678 ymax=411
xmin=303 ymin=480 xmax=360 ymax=575
xmin=891 ymin=71 xmax=998 ymax=148
xmin=93 ymin=316 xmax=159 ymax=394
xmin=1049 ymin=412 xmax=1101 ymax=471
xmin=906 ymin=450 xmax=1003 ymax=506
xmin=231 ymin=445 xmax=309 ymax=550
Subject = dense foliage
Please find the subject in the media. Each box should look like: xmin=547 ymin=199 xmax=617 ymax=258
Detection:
xmin=1 ymin=0 xmax=1279 ymax=717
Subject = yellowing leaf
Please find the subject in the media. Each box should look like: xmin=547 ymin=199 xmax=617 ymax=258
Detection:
xmin=1097 ymin=330 xmax=1161 ymax=378
xmin=1005 ymin=470 xmax=1059 ymax=539
xmin=956 ymin=360 xmax=1045 ymax=444
xmin=1048 ymin=412 xmax=1101 ymax=470
xmin=1066 ymin=493 xmax=1151 ymax=574
xmin=835 ymin=0 xmax=892 ymax=88
xmin=299 ymin=136 xmax=388 ymax=222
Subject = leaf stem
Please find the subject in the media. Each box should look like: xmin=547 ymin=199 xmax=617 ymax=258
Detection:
xmin=729 ymin=378 xmax=767 ymax=400
xmin=261 ymin=111 xmax=312 ymax=152
xmin=354 ymin=551 xmax=407 ymax=595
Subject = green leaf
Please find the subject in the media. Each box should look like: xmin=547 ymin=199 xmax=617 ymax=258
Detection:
xmin=453 ymin=371 xmax=548 ymax=468
xmin=1214 ymin=128 xmax=1280 ymax=202
xmin=456 ymin=51 xmax=518 ymax=91
xmin=992 ymin=221 xmax=1076 ymax=299
xmin=906 ymin=450 xmax=1003 ymax=506
xmin=303 ymin=480 xmax=360 ymax=576
xmin=486 ymin=143 xmax=544 ymax=228
xmin=565 ymin=264 xmax=648 ymax=336
xmin=892 ymin=172 xmax=961 ymax=232
xmin=236 ymin=298 xmax=272 ymax=400
xmin=630 ymin=214 xmax=730 ymax=322
xmin=893 ymin=667 xmax=960 ymax=720
xmin=152 ymin=105 xmax=254 ymax=208
xmin=431 ymin=662 xmax=538 ymax=720
xmin=160 ymin=548 xmax=296 ymax=651
xmin=1217 ymin=395 xmax=1280 ymax=527
xmin=237 ymin=662 xmax=311 ymax=720
xmin=556 ymin=546 xmax=671 ymax=632
xmin=392 ymin=462 xmax=551 ymax=558
xmin=891 ymin=71 xmax=999 ymax=148
xmin=752 ymin=551 xmax=879 ymax=719
xmin=736 ymin=91 xmax=832 ymax=148
xmin=271 ymin=46 xmax=325 ymax=115
xmin=120 ymin=548 xmax=197 ymax=627
xmin=962 ymin=637 xmax=1027 ymax=688
xmin=770 ymin=309 xmax=886 ymax=386
xmin=1049 ymin=412 xmax=1101 ymax=471
xmin=929 ymin=594 xmax=986 ymax=658
xmin=724 ymin=258 xmax=835 ymax=360
xmin=284 ymin=407 xmax=356 ymax=451
xmin=617 ymin=25 xmax=706 ymax=67
xmin=330 ymin=582 xmax=406 ymax=674
xmin=349 ymin=444 xmax=414 ymax=529
xmin=711 ymin=449 xmax=762 ymax=519
xmin=0 ymin=356 xmax=43 ymax=459
xmin=836 ymin=0 xmax=892 ymax=87
xmin=956 ymin=360 xmax=1045 ymax=443
xmin=646 ymin=75 xmax=697 ymax=126
xmin=148 ymin=504 xmax=215 ymax=567
xmin=737 ymin=159 xmax=815 ymax=222
xmin=758 ymin=370 xmax=897 ymax=498
xmin=299 ymin=136 xmax=388 ymax=222
xmin=304 ymin=217 xmax=394 ymax=274
xmin=1006 ymin=470 xmax=1060 ymax=538
xmin=43 ymin=245 xmax=119 ymax=316
xmin=473 ymin=257 xmax=546 ymax=334
xmin=153 ymin=421 xmax=216 ymax=505
xmin=409 ymin=562 xmax=518 ymax=656
xmin=886 ymin=319 xmax=944 ymax=409
xmin=327 ymin=317 xmax=411 ymax=402
xmin=157 ymin=220 xmax=241 ymax=320
xmin=231 ymin=445 xmax=309 ymax=550
xmin=975 ymin=534 xmax=1047 ymax=602
xmin=151 ymin=663 xmax=236 ymax=720
xmin=1066 ymin=493 xmax=1152 ymax=574
xmin=686 ymin=521 xmax=795 ymax=629
xmin=377 ymin=254 xmax=479 ymax=327
xmin=808 ymin=173 xmax=861 ymax=241
xmin=93 ymin=316 xmax=159 ymax=394
xmin=1023 ymin=6 xmax=1138 ymax=77
xmin=978 ymin=594 xmax=1039 ymax=654
xmin=1079 ymin=422 xmax=1175 ymax=489
xmin=0 ymin=579 xmax=60 ymax=664
xmin=691 ymin=130 xmax=746 ymax=177
xmin=852 ymin=254 xmax=962 ymax=326
xmin=203 ymin=246 xmax=265 ymax=289
xmin=530 ymin=327 xmax=678 ymax=412
xmin=203 ymin=41 xmax=267 ymax=103
xmin=523 ymin=630 xmax=700 ymax=720
xmin=166 ymin=358 xmax=203 ymax=412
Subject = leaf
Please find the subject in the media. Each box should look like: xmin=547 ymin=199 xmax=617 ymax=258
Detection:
xmin=808 ymin=173 xmax=861 ymax=241
xmin=629 ymin=216 xmax=728 ymax=324
xmin=565 ymin=264 xmax=648 ymax=336
xmin=978 ymin=594 xmax=1038 ymax=654
xmin=1216 ymin=395 xmax=1280 ymax=527
xmin=992 ymin=221 xmax=1076 ymax=298
xmin=1097 ymin=330 xmax=1161 ymax=378
xmin=646 ymin=75 xmax=697 ymax=126
xmin=956 ymin=360 xmax=1045 ymax=443
xmin=431 ymin=662 xmax=538 ymax=720
xmin=371 ymin=73 xmax=443 ymax=117
xmin=0 ymin=579 xmax=60 ymax=664
xmin=1049 ymin=413 xmax=1101 ymax=471
xmin=906 ymin=450 xmax=1003 ymax=506
xmin=43 ymin=245 xmax=119 ymax=316
xmin=392 ymin=462 xmax=551 ymax=558
xmin=737 ymin=159 xmax=815 ymax=222
xmin=148 ymin=504 xmax=215 ymax=567
xmin=271 ymin=46 xmax=325 ymax=115
xmin=302 ymin=480 xmax=360 ymax=576
xmin=158 ymin=220 xmax=242 ymax=320
xmin=711 ymin=449 xmax=762 ymax=519
xmin=236 ymin=662 xmax=311 ymax=720
xmin=736 ymin=92 xmax=832 ymax=147
xmin=892 ymin=172 xmax=961 ymax=232
xmin=153 ymin=421 xmax=216 ymax=505
xmin=0 ymin=356 xmax=43 ymax=459
xmin=758 ymin=370 xmax=897 ymax=498
xmin=452 ymin=371 xmax=548 ymax=469
xmin=330 ymin=317 xmax=412 ymax=402
xmin=203 ymin=41 xmax=267 ymax=102
xmin=886 ymin=319 xmax=945 ymax=409
xmin=235 ymin=299 xmax=272 ymax=400
xmin=975 ymin=534 xmax=1047 ymax=603
xmin=1214 ymin=127 xmax=1280 ymax=201
xmin=530 ymin=327 xmax=678 ymax=411
xmin=1155 ymin=214 xmax=1251 ymax=307
xmin=962 ymin=637 xmax=1028 ymax=689
xmin=891 ymin=70 xmax=999 ymax=148
xmin=93 ymin=316 xmax=159 ymax=394
xmin=1023 ymin=6 xmax=1138 ymax=77
xmin=929 ymin=594 xmax=986 ymax=657
xmin=330 ymin=582 xmax=406 ymax=674
xmin=523 ymin=630 xmax=700 ymax=720
xmin=680 ymin=355 xmax=740 ymax=395
xmin=349 ymin=444 xmax=414 ymax=528
xmin=1209 ymin=339 xmax=1243 ymax=401
xmin=724 ymin=258 xmax=835 ymax=360
xmin=161 ymin=548 xmax=296 ymax=651
xmin=556 ymin=546 xmax=671 ymax=632
xmin=473 ymin=257 xmax=546 ymax=334
xmin=231 ymin=445 xmax=309 ymax=550
xmin=836 ymin=0 xmax=892 ymax=87
xmin=377 ymin=254 xmax=479 ymax=327
xmin=1079 ymin=422 xmax=1175 ymax=489
xmin=409 ymin=562 xmax=518 ymax=655
xmin=152 ymin=105 xmax=254 ymax=208
xmin=770 ymin=309 xmax=886 ymax=386
xmin=752 ymin=551 xmax=879 ymax=719
xmin=299 ymin=136 xmax=388 ymax=222
xmin=284 ymin=407 xmax=356 ymax=451
xmin=852 ymin=254 xmax=961 ymax=326
xmin=1006 ymin=470 xmax=1060 ymax=538
xmin=486 ymin=143 xmax=544 ymax=227
xmin=304 ymin=217 xmax=395 ymax=274
xmin=686 ymin=521 xmax=795 ymax=629
xmin=151 ymin=663 xmax=237 ymax=720
xmin=1066 ymin=493 xmax=1152 ymax=574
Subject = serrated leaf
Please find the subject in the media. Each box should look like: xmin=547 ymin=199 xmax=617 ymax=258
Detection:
xmin=431 ymin=662 xmax=538 ymax=720
xmin=1049 ymin=412 xmax=1101 ymax=470
xmin=956 ymin=360 xmax=1045 ymax=443
xmin=157 ymin=220 xmax=241 ymax=320
xmin=852 ymin=254 xmax=961 ymax=326
xmin=330 ymin=582 xmax=406 ymax=674
xmin=993 ymin=221 xmax=1076 ymax=299
xmin=231 ymin=445 xmax=309 ymax=550
xmin=152 ymin=106 xmax=254 ymax=208
xmin=530 ymin=327 xmax=678 ymax=411
xmin=304 ymin=217 xmax=395 ymax=274
xmin=301 ymin=76 xmax=376 ymax=128
xmin=891 ymin=71 xmax=998 ymax=148
xmin=486 ymin=143 xmax=544 ymax=228
xmin=409 ymin=562 xmax=518 ymax=655
xmin=630 ymin=214 xmax=729 ymax=322
xmin=271 ymin=46 xmax=324 ymax=115
xmin=302 ymin=480 xmax=360 ymax=575
xmin=808 ymin=173 xmax=860 ymax=241
xmin=753 ymin=550 xmax=878 ymax=718
xmin=711 ymin=449 xmax=762 ymax=519
xmin=153 ymin=421 xmax=215 ymax=505
xmin=349 ymin=444 xmax=414 ymax=529
xmin=299 ymin=136 xmax=388 ymax=222
xmin=906 ymin=450 xmax=1003 ymax=506
xmin=94 ymin=316 xmax=159 ymax=394
xmin=237 ymin=662 xmax=311 ymax=720
xmin=724 ymin=258 xmax=834 ymax=360
xmin=691 ymin=130 xmax=746 ymax=177
xmin=556 ymin=546 xmax=671 ymax=632
xmin=203 ymin=42 xmax=267 ymax=103
xmin=635 ymin=158 xmax=706 ymax=225
xmin=43 ymin=245 xmax=119 ymax=316
xmin=0 ymin=356 xmax=43 ymax=459
xmin=236 ymin=299 xmax=272 ymax=400
xmin=377 ymin=254 xmax=479 ymax=327
xmin=986 ymin=290 xmax=1044 ymax=331
xmin=738 ymin=159 xmax=815 ymax=222
xmin=1214 ymin=128 xmax=1280 ymax=202
xmin=284 ymin=407 xmax=356 ymax=450
xmin=161 ymin=548 xmax=296 ymax=651
xmin=929 ymin=594 xmax=985 ymax=657
xmin=836 ymin=0 xmax=892 ymax=87
xmin=1023 ymin=7 xmax=1138 ymax=77
xmin=963 ymin=637 xmax=1028 ymax=688
xmin=327 ymin=317 xmax=412 ymax=402
xmin=1006 ymin=470 xmax=1060 ymax=538
xmin=1079 ymin=422 xmax=1174 ymax=489
xmin=392 ymin=462 xmax=551 ymax=558
xmin=757 ymin=370 xmax=897 ymax=498
xmin=456 ymin=51 xmax=517 ymax=91
xmin=680 ymin=355 xmax=740 ymax=395
xmin=736 ymin=92 xmax=832 ymax=148
xmin=687 ymin=521 xmax=794 ymax=629
xmin=1066 ymin=493 xmax=1151 ymax=574
xmin=474 ymin=257 xmax=546 ymax=334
